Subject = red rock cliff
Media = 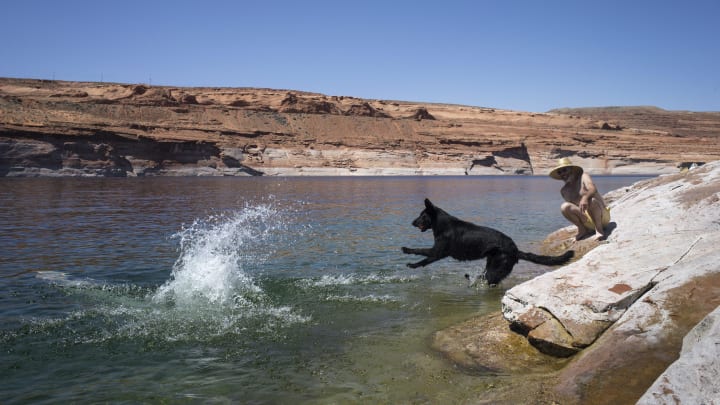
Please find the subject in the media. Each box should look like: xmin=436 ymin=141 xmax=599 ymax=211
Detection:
xmin=1 ymin=78 xmax=719 ymax=176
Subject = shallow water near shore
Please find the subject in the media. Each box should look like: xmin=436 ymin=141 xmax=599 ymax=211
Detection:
xmin=0 ymin=175 xmax=648 ymax=403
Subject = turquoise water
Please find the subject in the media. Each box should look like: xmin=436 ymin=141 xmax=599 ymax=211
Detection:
xmin=0 ymin=176 xmax=647 ymax=403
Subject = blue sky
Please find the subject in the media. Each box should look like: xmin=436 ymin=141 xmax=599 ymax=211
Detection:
xmin=2 ymin=0 xmax=719 ymax=112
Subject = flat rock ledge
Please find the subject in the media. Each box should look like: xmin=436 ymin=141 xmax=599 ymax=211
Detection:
xmin=433 ymin=161 xmax=720 ymax=404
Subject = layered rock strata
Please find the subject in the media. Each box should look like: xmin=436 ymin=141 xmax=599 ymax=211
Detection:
xmin=2 ymin=78 xmax=719 ymax=176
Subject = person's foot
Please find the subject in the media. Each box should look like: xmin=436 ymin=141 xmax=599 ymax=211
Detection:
xmin=574 ymin=228 xmax=594 ymax=241
xmin=591 ymin=231 xmax=607 ymax=241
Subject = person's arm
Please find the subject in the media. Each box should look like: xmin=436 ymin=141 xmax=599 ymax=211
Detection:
xmin=579 ymin=173 xmax=598 ymax=213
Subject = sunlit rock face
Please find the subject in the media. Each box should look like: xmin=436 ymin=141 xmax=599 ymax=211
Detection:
xmin=502 ymin=163 xmax=720 ymax=357
xmin=2 ymin=78 xmax=719 ymax=176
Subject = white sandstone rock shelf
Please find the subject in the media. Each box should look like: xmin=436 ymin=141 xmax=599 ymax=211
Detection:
xmin=433 ymin=161 xmax=720 ymax=404
xmin=501 ymin=161 xmax=720 ymax=403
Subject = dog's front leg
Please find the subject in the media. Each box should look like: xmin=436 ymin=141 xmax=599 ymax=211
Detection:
xmin=407 ymin=256 xmax=441 ymax=268
xmin=401 ymin=247 xmax=433 ymax=256
xmin=401 ymin=245 xmax=444 ymax=268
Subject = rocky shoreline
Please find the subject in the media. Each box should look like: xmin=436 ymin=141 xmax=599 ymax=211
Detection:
xmin=433 ymin=161 xmax=720 ymax=404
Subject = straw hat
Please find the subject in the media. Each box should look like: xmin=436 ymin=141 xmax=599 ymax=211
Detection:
xmin=549 ymin=157 xmax=583 ymax=180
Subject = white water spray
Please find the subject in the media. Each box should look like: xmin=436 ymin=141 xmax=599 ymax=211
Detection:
xmin=31 ymin=202 xmax=310 ymax=343
xmin=152 ymin=203 xmax=285 ymax=308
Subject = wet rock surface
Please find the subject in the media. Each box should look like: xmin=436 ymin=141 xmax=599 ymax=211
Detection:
xmin=432 ymin=312 xmax=569 ymax=375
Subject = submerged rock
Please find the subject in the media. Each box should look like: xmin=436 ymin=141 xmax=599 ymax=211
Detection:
xmin=432 ymin=312 xmax=568 ymax=374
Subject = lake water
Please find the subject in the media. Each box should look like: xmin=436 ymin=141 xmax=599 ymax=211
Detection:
xmin=0 ymin=176 xmax=647 ymax=403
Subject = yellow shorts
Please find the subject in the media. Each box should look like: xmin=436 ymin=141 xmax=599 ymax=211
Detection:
xmin=583 ymin=206 xmax=611 ymax=229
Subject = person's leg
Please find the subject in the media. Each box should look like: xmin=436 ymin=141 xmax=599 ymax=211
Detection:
xmin=561 ymin=202 xmax=593 ymax=240
xmin=602 ymin=207 xmax=611 ymax=227
xmin=586 ymin=198 xmax=607 ymax=240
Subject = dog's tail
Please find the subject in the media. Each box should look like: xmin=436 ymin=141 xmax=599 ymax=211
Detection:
xmin=518 ymin=250 xmax=574 ymax=266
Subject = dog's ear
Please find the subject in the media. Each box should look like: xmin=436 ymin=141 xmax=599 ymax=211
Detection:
xmin=424 ymin=198 xmax=435 ymax=212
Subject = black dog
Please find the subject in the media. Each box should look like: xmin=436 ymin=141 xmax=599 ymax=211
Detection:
xmin=401 ymin=199 xmax=574 ymax=285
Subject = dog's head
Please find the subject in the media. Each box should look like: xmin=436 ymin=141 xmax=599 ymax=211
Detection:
xmin=411 ymin=198 xmax=437 ymax=232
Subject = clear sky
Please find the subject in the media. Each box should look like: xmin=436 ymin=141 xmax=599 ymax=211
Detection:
xmin=2 ymin=0 xmax=719 ymax=112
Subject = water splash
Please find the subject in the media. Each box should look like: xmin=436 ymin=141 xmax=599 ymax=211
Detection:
xmin=324 ymin=294 xmax=401 ymax=304
xmin=24 ymin=202 xmax=311 ymax=345
xmin=299 ymin=273 xmax=418 ymax=288
xmin=152 ymin=203 xmax=284 ymax=308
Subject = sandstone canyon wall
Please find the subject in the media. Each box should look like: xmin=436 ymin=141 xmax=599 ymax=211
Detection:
xmin=2 ymin=78 xmax=719 ymax=177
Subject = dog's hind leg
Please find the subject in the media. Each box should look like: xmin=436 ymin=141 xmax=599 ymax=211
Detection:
xmin=482 ymin=252 xmax=517 ymax=286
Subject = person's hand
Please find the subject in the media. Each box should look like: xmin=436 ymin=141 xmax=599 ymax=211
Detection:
xmin=579 ymin=197 xmax=589 ymax=213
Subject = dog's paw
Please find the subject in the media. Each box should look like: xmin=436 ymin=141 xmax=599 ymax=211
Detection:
xmin=406 ymin=263 xmax=418 ymax=269
xmin=401 ymin=247 xmax=411 ymax=254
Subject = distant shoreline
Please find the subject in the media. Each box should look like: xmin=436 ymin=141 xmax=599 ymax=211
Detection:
xmin=0 ymin=165 xmax=675 ymax=178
